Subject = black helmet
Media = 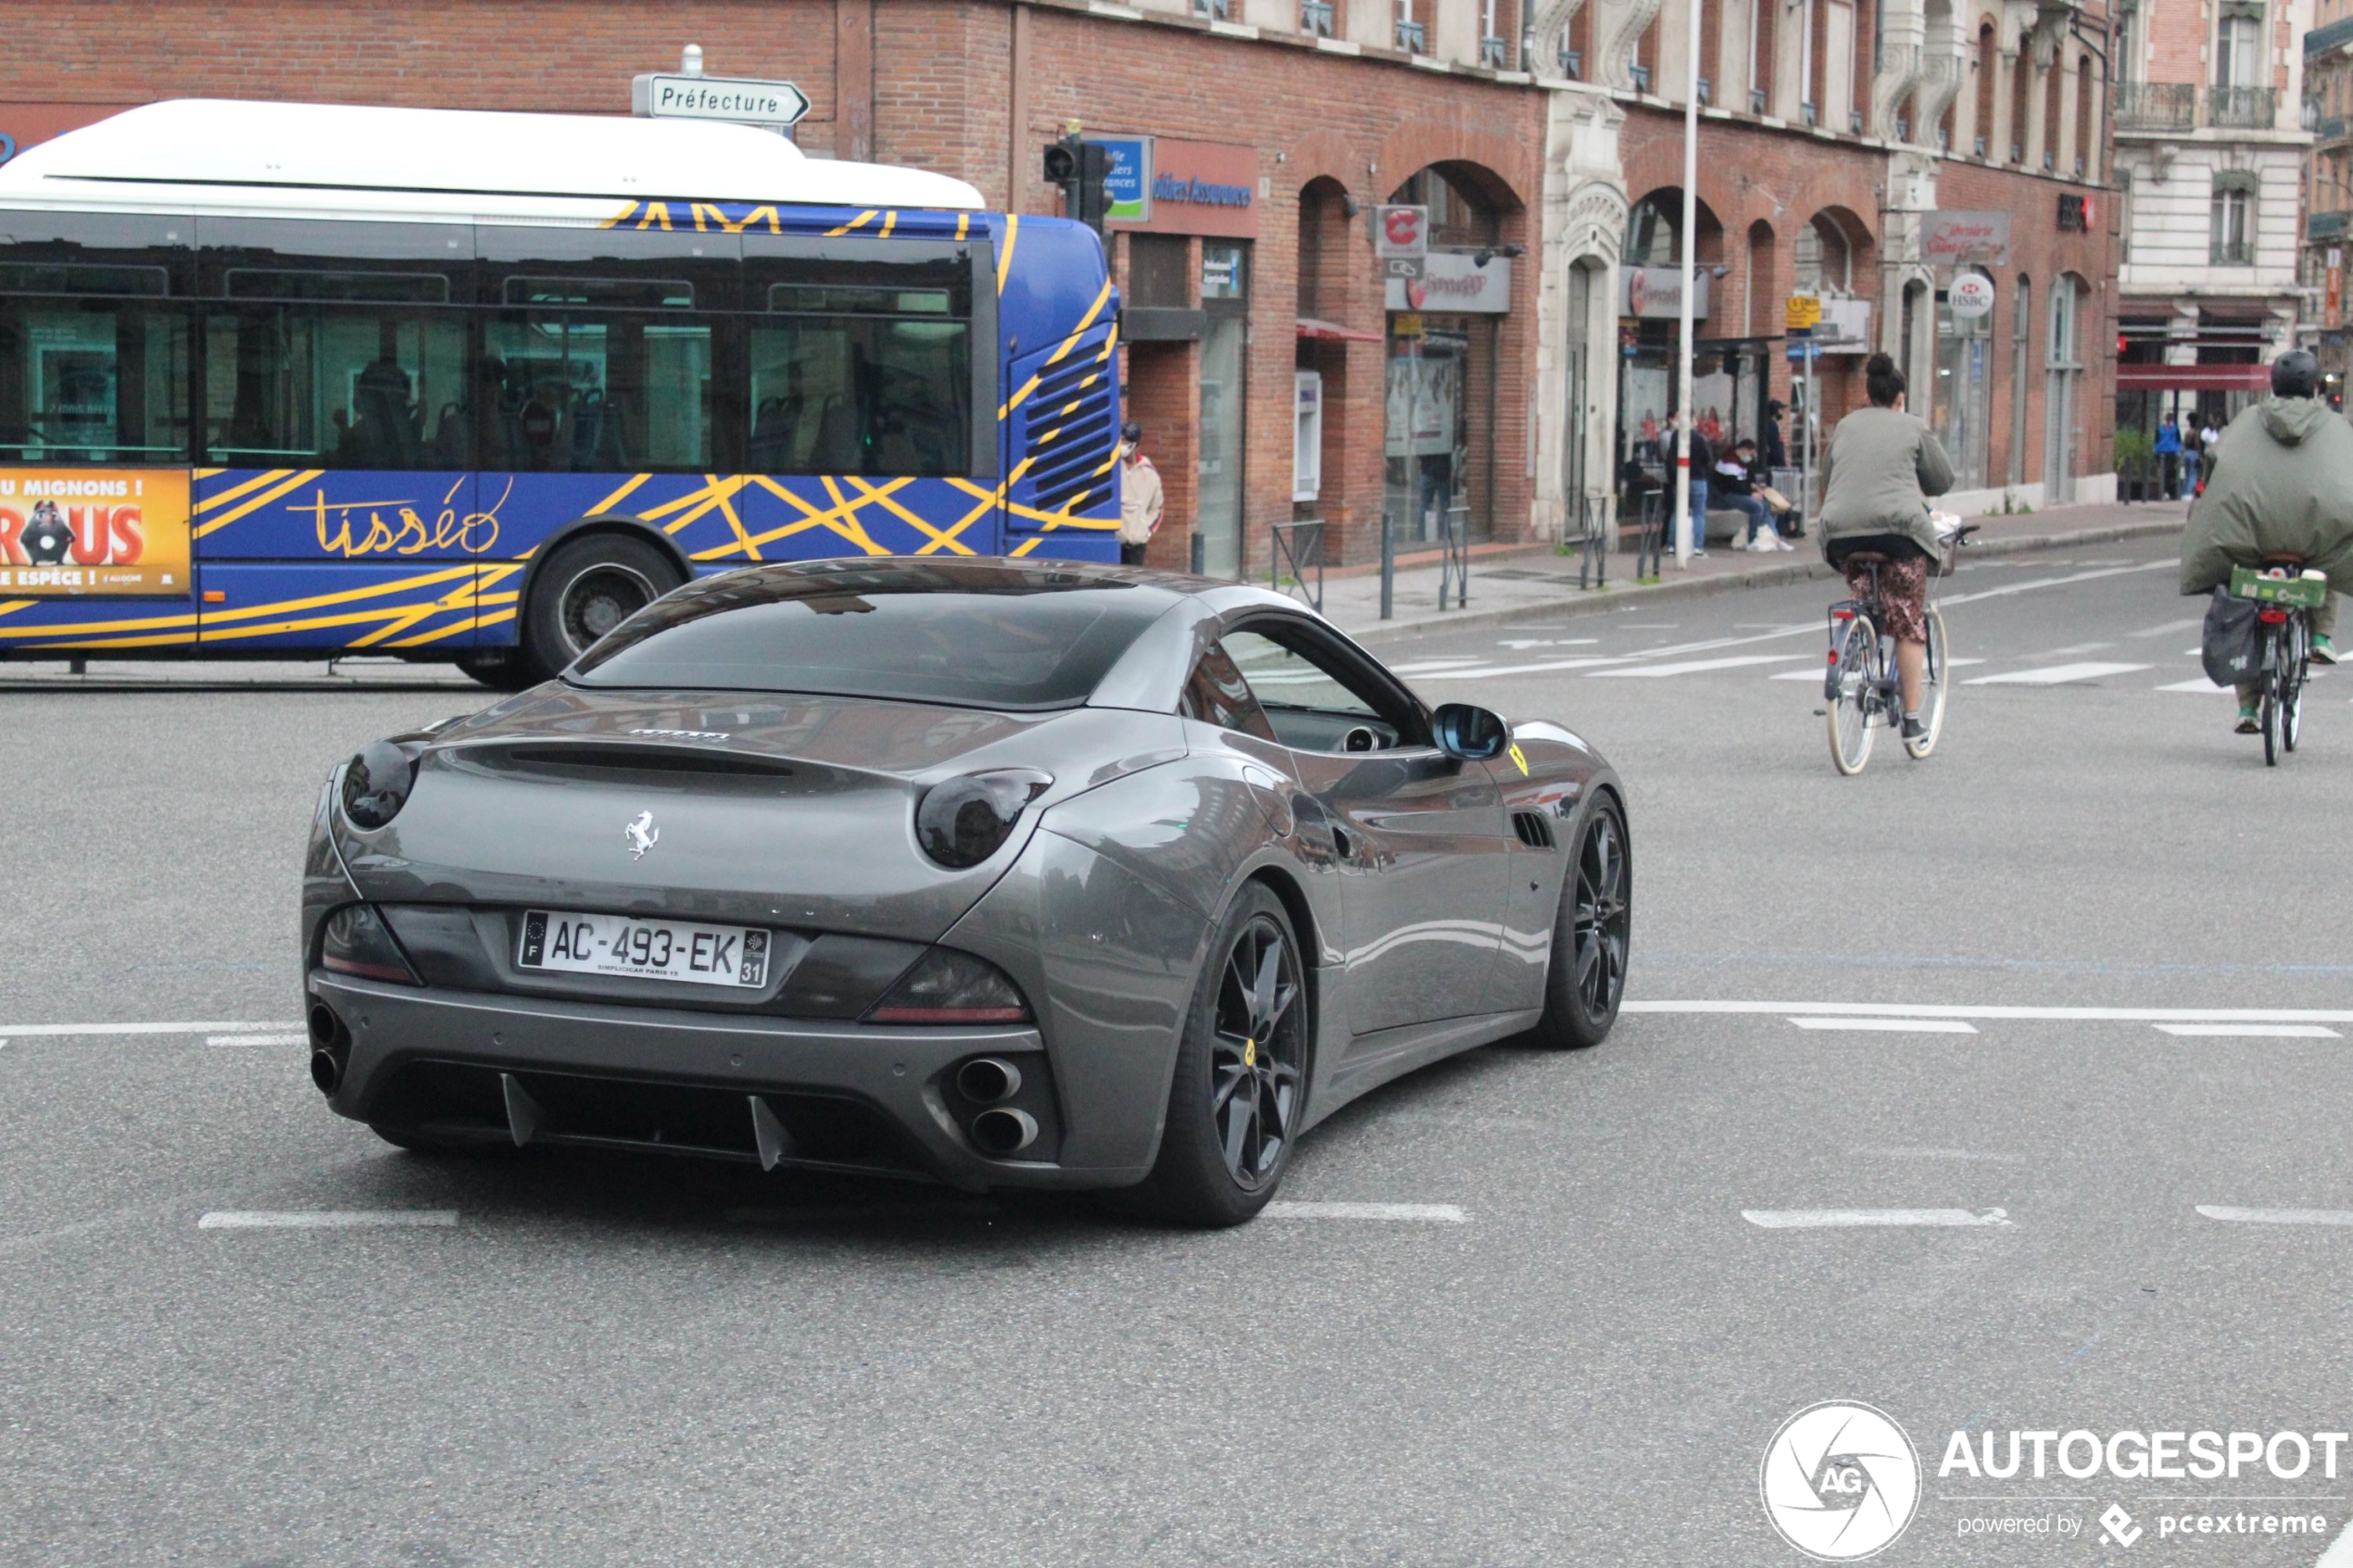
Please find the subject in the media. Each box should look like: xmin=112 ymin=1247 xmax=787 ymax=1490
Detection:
xmin=2271 ymin=350 xmax=2322 ymax=399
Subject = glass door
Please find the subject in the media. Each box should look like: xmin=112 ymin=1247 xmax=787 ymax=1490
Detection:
xmin=1196 ymin=243 xmax=1249 ymax=577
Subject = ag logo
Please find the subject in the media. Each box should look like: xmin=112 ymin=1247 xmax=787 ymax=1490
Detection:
xmin=1760 ymin=1401 xmax=1920 ymax=1561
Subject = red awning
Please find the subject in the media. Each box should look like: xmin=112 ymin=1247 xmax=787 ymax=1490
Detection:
xmin=2116 ymin=363 xmax=2272 ymax=392
xmin=1296 ymin=317 xmax=1385 ymax=343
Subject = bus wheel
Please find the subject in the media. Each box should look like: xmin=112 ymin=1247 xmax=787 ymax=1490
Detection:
xmin=520 ymin=534 xmax=681 ymax=680
xmin=455 ymin=649 xmax=536 ymax=691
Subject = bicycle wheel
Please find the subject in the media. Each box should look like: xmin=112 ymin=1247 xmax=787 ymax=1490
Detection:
xmin=1905 ymin=606 xmax=1949 ymax=759
xmin=2284 ymin=616 xmax=2307 ymax=753
xmin=2261 ymin=629 xmax=2283 ymax=767
xmin=1827 ymin=614 xmax=1878 ymax=775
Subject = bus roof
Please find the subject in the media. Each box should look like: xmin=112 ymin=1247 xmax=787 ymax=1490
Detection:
xmin=0 ymin=99 xmax=986 ymax=219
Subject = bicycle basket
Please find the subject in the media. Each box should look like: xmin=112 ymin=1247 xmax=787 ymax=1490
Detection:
xmin=2228 ymin=566 xmax=2329 ymax=609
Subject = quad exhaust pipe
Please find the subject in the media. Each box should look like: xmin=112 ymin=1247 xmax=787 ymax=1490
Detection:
xmin=954 ymin=1057 xmax=1022 ymax=1105
xmin=308 ymin=1000 xmax=347 ymax=1094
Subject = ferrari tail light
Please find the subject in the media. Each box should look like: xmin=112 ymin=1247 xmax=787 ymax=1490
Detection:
xmin=319 ymin=904 xmax=421 ymax=985
xmin=866 ymin=947 xmax=1031 ymax=1024
xmin=914 ymin=769 xmax=1051 ymax=869
xmin=342 ymin=739 xmax=423 ymax=830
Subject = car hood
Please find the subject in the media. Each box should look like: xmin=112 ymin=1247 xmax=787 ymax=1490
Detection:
xmin=331 ymin=684 xmax=1184 ymax=944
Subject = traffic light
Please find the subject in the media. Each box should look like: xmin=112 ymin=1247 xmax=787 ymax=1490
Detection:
xmin=1043 ymin=132 xmax=1111 ymax=236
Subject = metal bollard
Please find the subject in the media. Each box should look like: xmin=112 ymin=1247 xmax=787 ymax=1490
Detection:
xmin=1189 ymin=531 xmax=1204 ymax=576
xmin=1379 ymin=510 xmax=1394 ymax=621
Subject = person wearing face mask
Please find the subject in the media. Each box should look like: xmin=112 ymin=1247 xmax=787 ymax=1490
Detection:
xmin=1116 ymin=420 xmax=1164 ymax=567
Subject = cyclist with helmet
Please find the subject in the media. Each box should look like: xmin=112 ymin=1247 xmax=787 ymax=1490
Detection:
xmin=2181 ymin=350 xmax=2352 ymax=733
xmin=1818 ymin=353 xmax=1957 ymax=746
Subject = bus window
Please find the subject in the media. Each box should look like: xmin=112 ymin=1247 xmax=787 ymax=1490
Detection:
xmin=0 ymin=295 xmax=191 ymax=465
xmin=748 ymin=275 xmax=970 ymax=477
xmin=484 ymin=277 xmax=713 ymax=474
xmin=204 ymin=281 xmax=468 ymax=470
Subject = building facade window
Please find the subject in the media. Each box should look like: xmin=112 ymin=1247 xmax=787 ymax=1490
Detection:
xmin=1933 ymin=268 xmax=1994 ymax=490
xmin=2211 ymin=173 xmax=2257 ymax=264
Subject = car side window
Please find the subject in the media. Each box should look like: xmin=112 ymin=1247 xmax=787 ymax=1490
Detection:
xmin=1220 ymin=623 xmax=1422 ymax=753
xmin=1180 ymin=641 xmax=1278 ymax=742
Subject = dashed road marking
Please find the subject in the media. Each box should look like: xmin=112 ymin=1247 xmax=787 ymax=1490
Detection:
xmin=206 ymin=1033 xmax=309 ymax=1047
xmin=2156 ymin=1022 xmax=2341 ymax=1039
xmin=2132 ymin=617 xmax=2208 ymax=639
xmin=1964 ymin=661 xmax=2153 ymax=686
xmin=1624 ymin=1001 xmax=2353 ymax=1022
xmin=1743 ymin=1208 xmax=2012 ymax=1230
xmin=2158 ymin=677 xmax=2234 ymax=694
xmin=1788 ymin=1017 xmax=1979 ymax=1034
xmin=198 ymin=1210 xmax=459 ymax=1230
xmin=1589 ymin=654 xmax=1808 ymax=679
xmin=1260 ymin=1201 xmax=1468 ymax=1223
xmin=2196 ymin=1207 xmax=2353 ymax=1227
xmin=0 ymin=1020 xmax=302 ymax=1039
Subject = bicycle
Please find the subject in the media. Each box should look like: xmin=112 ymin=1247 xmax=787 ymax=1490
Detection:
xmin=1823 ymin=519 xmax=1979 ymax=775
xmin=2231 ymin=558 xmax=2326 ymax=767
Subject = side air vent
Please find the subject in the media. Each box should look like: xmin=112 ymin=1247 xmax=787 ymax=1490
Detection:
xmin=1510 ymin=809 xmax=1556 ymax=850
xmin=1021 ymin=354 xmax=1116 ymax=516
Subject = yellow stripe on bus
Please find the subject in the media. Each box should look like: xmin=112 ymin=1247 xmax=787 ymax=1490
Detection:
xmin=192 ymin=470 xmax=324 ymax=539
xmin=192 ymin=469 xmax=294 ymax=515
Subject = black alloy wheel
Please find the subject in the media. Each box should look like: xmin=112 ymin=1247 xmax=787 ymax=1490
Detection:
xmin=1113 ymin=882 xmax=1309 ymax=1226
xmin=1528 ymin=798 xmax=1631 ymax=1050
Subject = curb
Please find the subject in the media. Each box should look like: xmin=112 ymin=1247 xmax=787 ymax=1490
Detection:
xmin=1342 ymin=517 xmax=2187 ymax=644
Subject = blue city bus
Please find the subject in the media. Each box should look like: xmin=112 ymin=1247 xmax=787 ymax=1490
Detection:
xmin=0 ymin=99 xmax=1120 ymax=685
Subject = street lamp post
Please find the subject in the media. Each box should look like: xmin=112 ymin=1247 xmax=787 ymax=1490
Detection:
xmin=1671 ymin=0 xmax=1703 ymax=566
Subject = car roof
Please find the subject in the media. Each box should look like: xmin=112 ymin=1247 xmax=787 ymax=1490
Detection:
xmin=696 ymin=557 xmax=1313 ymax=619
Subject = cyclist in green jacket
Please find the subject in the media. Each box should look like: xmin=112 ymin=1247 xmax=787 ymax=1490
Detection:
xmin=2181 ymin=351 xmax=2351 ymax=732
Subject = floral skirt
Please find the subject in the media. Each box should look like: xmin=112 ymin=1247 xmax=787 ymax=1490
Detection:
xmin=1843 ymin=555 xmax=1930 ymax=643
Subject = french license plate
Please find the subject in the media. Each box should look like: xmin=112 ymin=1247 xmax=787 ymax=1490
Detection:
xmin=518 ymin=910 xmax=771 ymax=988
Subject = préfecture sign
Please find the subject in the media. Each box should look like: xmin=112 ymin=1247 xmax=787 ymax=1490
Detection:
xmin=631 ymin=74 xmax=811 ymax=127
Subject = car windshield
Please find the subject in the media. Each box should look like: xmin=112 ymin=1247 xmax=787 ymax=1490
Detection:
xmin=566 ymin=560 xmax=1166 ymax=709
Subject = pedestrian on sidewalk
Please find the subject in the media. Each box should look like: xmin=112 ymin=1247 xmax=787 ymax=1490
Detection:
xmin=1714 ymin=439 xmax=1788 ymax=550
xmin=2155 ymin=415 xmax=2183 ymax=499
xmin=1762 ymin=399 xmax=1790 ymax=471
xmin=2196 ymin=417 xmax=2221 ymax=495
xmin=1817 ymin=353 xmax=1957 ymax=746
xmin=1680 ymin=417 xmax=1715 ymax=560
xmin=1117 ymin=420 xmax=1163 ymax=568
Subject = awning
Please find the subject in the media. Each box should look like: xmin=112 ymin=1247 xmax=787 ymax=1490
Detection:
xmin=1296 ymin=317 xmax=1384 ymax=343
xmin=2115 ymin=364 xmax=2271 ymax=392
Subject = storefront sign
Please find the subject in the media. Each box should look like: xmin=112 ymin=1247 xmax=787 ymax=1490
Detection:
xmin=631 ymin=73 xmax=810 ymax=126
xmin=0 ymin=469 xmax=192 ymax=596
xmin=1109 ymin=138 xmax=1258 ymax=237
xmin=2330 ymin=248 xmax=2344 ymax=330
xmin=1086 ymin=135 xmax=1153 ymax=223
xmin=1815 ymin=298 xmax=1873 ymax=353
xmin=1784 ymin=295 xmax=1823 ymax=331
xmin=1947 ymin=273 xmax=1996 ymax=320
xmin=1922 ymin=210 xmax=2011 ymax=267
xmin=1383 ymin=254 xmax=1511 ymax=313
xmin=1624 ymin=266 xmax=1709 ymax=320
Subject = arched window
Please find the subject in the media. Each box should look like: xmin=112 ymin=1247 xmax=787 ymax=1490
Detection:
xmin=1975 ymin=23 xmax=1998 ymax=155
xmin=2210 ymin=170 xmax=2258 ymax=264
xmin=2074 ymin=54 xmax=2096 ymax=177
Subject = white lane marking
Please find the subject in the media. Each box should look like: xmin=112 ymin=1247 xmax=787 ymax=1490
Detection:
xmin=198 ymin=1210 xmax=459 ymax=1230
xmin=0 ymin=1020 xmax=302 ymax=1039
xmin=1498 ymin=637 xmax=1599 ymax=648
xmin=1623 ymin=1000 xmax=2353 ymax=1022
xmin=2319 ymin=1516 xmax=2353 ymax=1567
xmin=1938 ymin=560 xmax=2176 ymax=608
xmin=2045 ymin=641 xmax=2117 ymax=656
xmin=2132 ymin=617 xmax=2208 ymax=638
xmin=1259 ymin=1201 xmax=1468 ymax=1223
xmin=1416 ymin=656 xmax=1627 ymax=680
xmin=1856 ymin=1147 xmax=2026 ymax=1162
xmin=1964 ymin=661 xmax=2153 ymax=685
xmin=2156 ymin=1022 xmax=2341 ymax=1038
xmin=207 ymin=1033 xmax=309 ymax=1047
xmin=1789 ymin=1017 xmax=1979 ymax=1034
xmin=1770 ymin=669 xmax=1830 ymax=681
xmin=2158 ymin=677 xmax=2234 ymax=694
xmin=2196 ymin=1206 xmax=2353 ymax=1227
xmin=1588 ymin=654 xmax=1808 ymax=679
xmin=1385 ymin=656 xmax=1491 ymax=673
xmin=1743 ymin=1208 xmax=2013 ymax=1229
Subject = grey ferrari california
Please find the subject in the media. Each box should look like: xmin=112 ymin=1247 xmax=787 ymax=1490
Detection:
xmin=302 ymin=558 xmax=1630 ymax=1225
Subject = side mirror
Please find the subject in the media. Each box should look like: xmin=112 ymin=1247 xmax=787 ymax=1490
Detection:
xmin=1432 ymin=702 xmax=1508 ymax=761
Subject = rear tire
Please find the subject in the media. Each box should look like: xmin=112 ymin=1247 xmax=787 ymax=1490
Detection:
xmin=2284 ymin=619 xmax=2306 ymax=753
xmin=1905 ymin=606 xmax=1948 ymax=759
xmin=1108 ymin=883 xmax=1308 ymax=1228
xmin=1527 ymin=798 xmax=1630 ymax=1050
xmin=1828 ymin=616 xmax=1878 ymax=776
xmin=519 ymin=533 xmax=682 ymax=683
xmin=2262 ymin=628 xmax=2283 ymax=767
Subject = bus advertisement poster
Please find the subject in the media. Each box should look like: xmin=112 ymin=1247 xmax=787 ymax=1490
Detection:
xmin=0 ymin=468 xmax=193 ymax=596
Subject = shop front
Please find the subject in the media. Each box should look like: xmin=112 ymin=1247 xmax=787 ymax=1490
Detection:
xmin=1383 ymin=251 xmax=1509 ymax=545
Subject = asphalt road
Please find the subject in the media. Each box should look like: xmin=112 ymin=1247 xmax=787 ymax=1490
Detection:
xmin=5 ymin=538 xmax=2350 ymax=1567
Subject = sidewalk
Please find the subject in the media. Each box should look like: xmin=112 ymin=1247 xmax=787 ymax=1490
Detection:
xmin=1300 ymin=497 xmax=2191 ymax=642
